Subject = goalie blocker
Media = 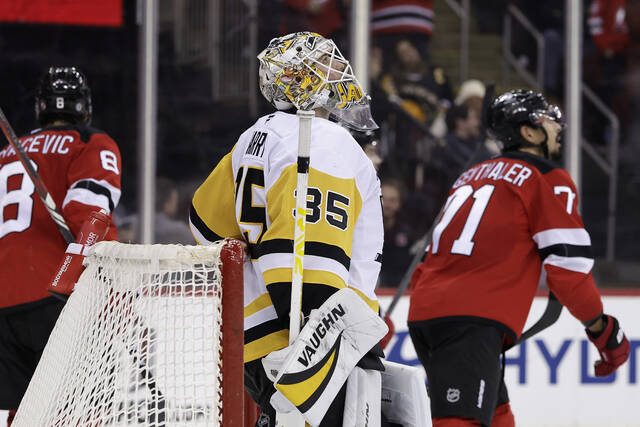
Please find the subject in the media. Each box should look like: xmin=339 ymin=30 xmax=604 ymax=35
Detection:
xmin=262 ymin=288 xmax=390 ymax=426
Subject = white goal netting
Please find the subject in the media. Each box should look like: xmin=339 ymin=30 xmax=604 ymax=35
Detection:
xmin=14 ymin=240 xmax=244 ymax=427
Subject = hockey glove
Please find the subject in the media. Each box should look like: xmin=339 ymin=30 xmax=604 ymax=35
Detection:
xmin=262 ymin=288 xmax=387 ymax=426
xmin=48 ymin=209 xmax=110 ymax=299
xmin=585 ymin=314 xmax=630 ymax=377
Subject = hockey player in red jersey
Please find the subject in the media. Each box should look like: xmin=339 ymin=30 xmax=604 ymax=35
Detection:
xmin=408 ymin=90 xmax=630 ymax=427
xmin=0 ymin=67 xmax=121 ymax=425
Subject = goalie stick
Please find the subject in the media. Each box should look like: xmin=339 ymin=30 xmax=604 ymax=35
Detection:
xmin=385 ymin=85 xmax=563 ymax=345
xmin=275 ymin=109 xmax=315 ymax=427
xmin=289 ymin=109 xmax=315 ymax=341
xmin=0 ymin=107 xmax=167 ymax=425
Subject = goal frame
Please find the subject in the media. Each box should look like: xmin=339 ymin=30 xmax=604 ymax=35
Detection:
xmin=219 ymin=239 xmax=246 ymax=426
xmin=13 ymin=239 xmax=248 ymax=427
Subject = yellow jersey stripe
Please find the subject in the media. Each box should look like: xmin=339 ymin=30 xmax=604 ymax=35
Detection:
xmin=244 ymin=293 xmax=274 ymax=318
xmin=262 ymin=267 xmax=347 ymax=290
xmin=244 ymin=330 xmax=289 ymax=362
xmin=191 ymin=151 xmax=243 ymax=240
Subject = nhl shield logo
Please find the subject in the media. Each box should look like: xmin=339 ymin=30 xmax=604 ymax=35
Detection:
xmin=446 ymin=388 xmax=461 ymax=403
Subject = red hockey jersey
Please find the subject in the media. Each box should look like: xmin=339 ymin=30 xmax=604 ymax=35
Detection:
xmin=0 ymin=124 xmax=121 ymax=310
xmin=408 ymin=151 xmax=603 ymax=339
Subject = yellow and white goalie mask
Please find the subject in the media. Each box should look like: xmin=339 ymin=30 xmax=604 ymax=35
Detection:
xmin=258 ymin=31 xmax=378 ymax=131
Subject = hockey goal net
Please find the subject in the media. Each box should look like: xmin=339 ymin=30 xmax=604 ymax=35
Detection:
xmin=14 ymin=239 xmax=247 ymax=427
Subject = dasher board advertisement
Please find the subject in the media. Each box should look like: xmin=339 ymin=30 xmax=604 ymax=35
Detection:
xmin=378 ymin=293 xmax=640 ymax=427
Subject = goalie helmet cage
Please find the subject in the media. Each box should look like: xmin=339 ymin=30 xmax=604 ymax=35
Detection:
xmin=13 ymin=240 xmax=250 ymax=427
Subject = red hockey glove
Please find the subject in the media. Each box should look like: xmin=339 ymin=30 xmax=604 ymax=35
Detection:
xmin=585 ymin=314 xmax=630 ymax=377
xmin=48 ymin=209 xmax=111 ymax=299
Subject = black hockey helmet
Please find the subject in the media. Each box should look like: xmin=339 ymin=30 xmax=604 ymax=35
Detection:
xmin=486 ymin=89 xmax=563 ymax=152
xmin=35 ymin=66 xmax=92 ymax=126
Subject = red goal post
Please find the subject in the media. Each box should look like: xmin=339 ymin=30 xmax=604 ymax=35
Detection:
xmin=220 ymin=239 xmax=246 ymax=426
xmin=13 ymin=239 xmax=253 ymax=426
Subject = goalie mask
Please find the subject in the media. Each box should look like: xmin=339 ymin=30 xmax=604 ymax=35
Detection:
xmin=258 ymin=32 xmax=378 ymax=131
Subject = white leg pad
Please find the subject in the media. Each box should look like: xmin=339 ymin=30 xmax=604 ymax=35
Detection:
xmin=342 ymin=367 xmax=382 ymax=427
xmin=380 ymin=361 xmax=431 ymax=427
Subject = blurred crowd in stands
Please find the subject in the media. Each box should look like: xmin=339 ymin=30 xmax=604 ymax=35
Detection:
xmin=1 ymin=0 xmax=639 ymax=287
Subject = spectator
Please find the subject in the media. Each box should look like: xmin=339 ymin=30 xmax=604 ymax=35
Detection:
xmin=380 ymin=179 xmax=414 ymax=288
xmin=588 ymin=0 xmax=630 ymax=58
xmin=454 ymin=79 xmax=501 ymax=158
xmin=155 ymin=177 xmax=194 ymax=244
xmin=280 ymin=0 xmax=349 ymax=48
xmin=586 ymin=0 xmax=630 ymax=114
xmin=379 ymin=38 xmax=453 ymax=126
xmin=454 ymin=79 xmax=486 ymax=119
xmin=442 ymin=104 xmax=486 ymax=167
xmin=378 ymin=38 xmax=453 ymax=187
xmin=372 ymin=0 xmax=434 ymax=61
xmin=428 ymin=104 xmax=490 ymax=209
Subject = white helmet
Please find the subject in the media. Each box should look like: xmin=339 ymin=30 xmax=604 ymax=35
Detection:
xmin=257 ymin=32 xmax=378 ymax=131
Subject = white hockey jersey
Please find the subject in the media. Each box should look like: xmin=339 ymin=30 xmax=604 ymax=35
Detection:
xmin=190 ymin=111 xmax=383 ymax=362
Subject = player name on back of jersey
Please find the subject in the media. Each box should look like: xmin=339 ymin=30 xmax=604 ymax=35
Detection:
xmin=0 ymin=133 xmax=74 ymax=158
xmin=453 ymin=158 xmax=533 ymax=189
xmin=245 ymin=131 xmax=267 ymax=158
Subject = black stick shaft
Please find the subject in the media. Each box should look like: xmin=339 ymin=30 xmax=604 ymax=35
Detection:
xmin=0 ymin=107 xmax=75 ymax=243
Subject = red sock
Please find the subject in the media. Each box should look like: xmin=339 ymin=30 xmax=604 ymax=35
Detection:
xmin=491 ymin=402 xmax=515 ymax=427
xmin=433 ymin=417 xmax=482 ymax=426
xmin=7 ymin=410 xmax=16 ymax=427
